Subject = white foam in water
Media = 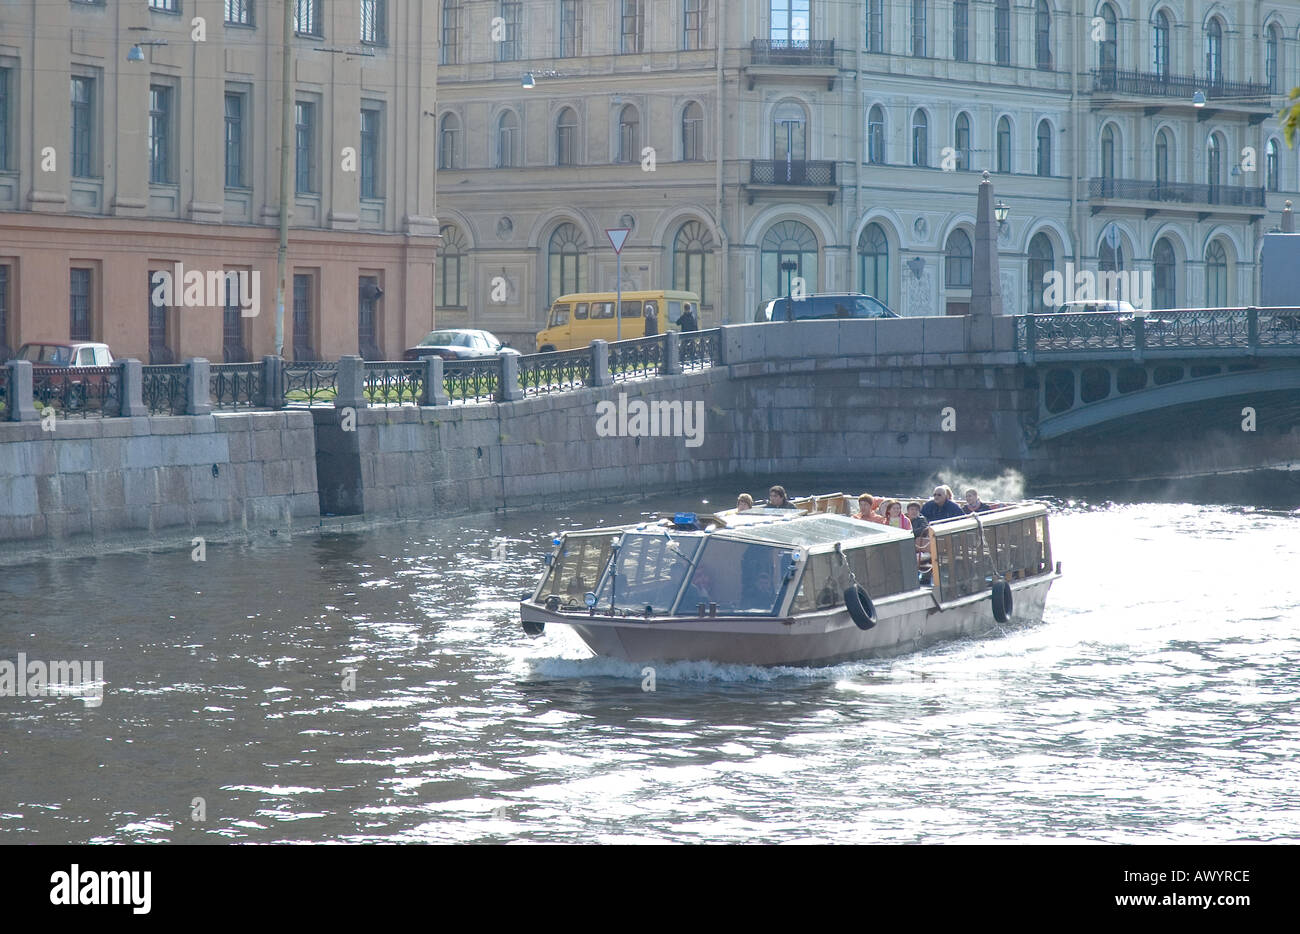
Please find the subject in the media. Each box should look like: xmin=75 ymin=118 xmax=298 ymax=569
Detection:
xmin=521 ymin=652 xmax=883 ymax=684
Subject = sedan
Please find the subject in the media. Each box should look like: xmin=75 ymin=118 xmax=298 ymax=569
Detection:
xmin=402 ymin=329 xmax=520 ymax=361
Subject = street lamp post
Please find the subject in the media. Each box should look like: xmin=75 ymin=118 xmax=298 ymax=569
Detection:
xmin=781 ymin=259 xmax=797 ymax=320
xmin=275 ymin=0 xmax=294 ymax=358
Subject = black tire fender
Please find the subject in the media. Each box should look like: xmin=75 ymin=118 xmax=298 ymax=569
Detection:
xmin=991 ymin=580 xmax=1013 ymax=624
xmin=522 ymin=620 xmax=545 ymax=637
xmin=844 ymin=584 xmax=877 ymax=631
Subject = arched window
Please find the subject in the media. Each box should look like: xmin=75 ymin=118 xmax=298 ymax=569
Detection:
xmin=1153 ymin=11 xmax=1170 ymax=77
xmin=772 ymin=101 xmax=806 ymax=161
xmin=953 ymin=0 xmax=969 ymax=62
xmin=760 ymin=220 xmax=818 ymax=299
xmin=867 ymin=0 xmax=884 ymax=52
xmin=1099 ymin=235 xmax=1124 ymax=301
xmin=1154 ymin=129 xmax=1170 ymax=184
xmin=681 ymin=101 xmax=704 ymax=161
xmin=1100 ymin=124 xmax=1116 ymax=179
xmin=556 ymin=106 xmax=578 ymax=166
xmin=673 ymin=220 xmax=715 ymax=308
xmin=616 ymin=104 xmax=640 ymax=163
xmin=438 ymin=225 xmax=466 ymax=308
xmin=1267 ymin=138 xmax=1280 ymax=192
xmin=912 ymin=110 xmax=929 ymax=166
xmin=1206 ymin=18 xmax=1223 ymax=83
xmin=1207 ymin=133 xmax=1222 ymax=190
xmin=1153 ymin=238 xmax=1176 ymax=309
xmin=994 ymin=0 xmax=1010 ymax=66
xmin=1036 ymin=119 xmax=1052 ymax=176
xmin=954 ymin=112 xmax=971 ymax=170
xmin=1034 ymin=0 xmax=1051 ymax=70
xmin=857 ymin=223 xmax=889 ymax=300
xmin=438 ymin=113 xmax=460 ymax=170
xmin=1205 ymin=239 xmax=1227 ymax=307
xmin=1268 ymin=24 xmax=1281 ymax=93
xmin=1027 ymin=232 xmax=1054 ymax=313
xmin=996 ymin=116 xmax=1012 ymax=174
xmin=911 ymin=0 xmax=927 ymax=57
xmin=944 ymin=229 xmax=972 ymax=288
xmin=1099 ymin=4 xmax=1118 ymax=70
xmin=496 ymin=111 xmax=519 ymax=168
xmin=868 ymin=105 xmax=886 ymax=164
xmin=548 ymin=222 xmax=586 ymax=301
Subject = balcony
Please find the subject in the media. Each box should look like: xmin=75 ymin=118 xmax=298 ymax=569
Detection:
xmin=1090 ymin=68 xmax=1274 ymax=122
xmin=1088 ymin=177 xmax=1266 ymax=220
xmin=745 ymin=39 xmax=838 ymax=90
xmin=745 ymin=160 xmax=838 ymax=204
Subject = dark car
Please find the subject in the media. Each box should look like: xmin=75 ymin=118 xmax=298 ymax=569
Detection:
xmin=754 ymin=292 xmax=899 ymax=322
xmin=402 ymin=329 xmax=520 ymax=361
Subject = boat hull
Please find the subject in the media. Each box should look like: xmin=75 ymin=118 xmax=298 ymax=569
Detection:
xmin=521 ymin=574 xmax=1058 ymax=667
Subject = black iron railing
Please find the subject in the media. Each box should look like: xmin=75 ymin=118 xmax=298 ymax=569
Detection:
xmin=1089 ymin=177 xmax=1266 ymax=207
xmin=680 ymin=329 xmax=721 ymax=370
xmin=209 ymin=362 xmax=262 ymax=409
xmin=609 ymin=334 xmax=665 ymax=381
xmin=1016 ymin=308 xmax=1300 ymax=357
xmin=519 ymin=348 xmax=592 ymax=396
xmin=749 ymin=38 xmax=836 ymax=66
xmin=1090 ymin=68 xmax=1271 ymax=100
xmin=142 ymin=364 xmax=189 ymax=415
xmin=283 ymin=361 xmax=338 ymax=406
xmin=750 ymin=159 xmax=836 ymax=186
xmin=364 ymin=361 xmax=424 ymax=406
xmin=443 ymin=358 xmax=503 ymax=403
xmin=31 ymin=366 xmax=120 ymax=418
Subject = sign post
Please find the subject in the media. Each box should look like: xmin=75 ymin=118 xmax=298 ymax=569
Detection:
xmin=606 ymin=227 xmax=630 ymax=341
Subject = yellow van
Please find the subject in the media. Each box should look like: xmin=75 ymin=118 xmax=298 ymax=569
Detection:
xmin=535 ymin=290 xmax=702 ymax=352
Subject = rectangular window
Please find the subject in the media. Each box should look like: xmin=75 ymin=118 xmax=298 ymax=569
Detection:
xmin=621 ymin=0 xmax=644 ymax=53
xmin=294 ymin=0 xmax=321 ymax=37
xmin=358 ymin=275 xmax=380 ymax=357
xmin=223 ymin=274 xmax=246 ymax=361
xmin=149 ymin=0 xmax=179 ymax=11
xmin=224 ymin=90 xmax=245 ymax=188
xmin=295 ymin=100 xmax=315 ymax=194
xmin=867 ymin=0 xmax=883 ymax=52
xmin=441 ymin=0 xmax=462 ymax=65
xmin=70 ymin=268 xmax=92 ymax=341
xmin=683 ymin=0 xmax=707 ymax=50
xmin=149 ymin=84 xmax=173 ymax=184
xmin=559 ymin=0 xmax=583 ymax=58
xmin=498 ymin=1 xmax=522 ymax=62
xmin=0 ymin=265 xmax=9 ymax=355
xmin=292 ymin=273 xmax=314 ymax=358
xmin=148 ymin=271 xmax=167 ymax=354
xmin=0 ymin=68 xmax=10 ymax=171
xmin=683 ymin=107 xmax=703 ymax=161
xmin=911 ymin=0 xmax=927 ymax=57
xmin=224 ymin=0 xmax=253 ymax=26
xmin=995 ymin=1 xmax=1010 ymax=66
xmin=953 ymin=1 xmax=968 ymax=62
xmin=360 ymin=105 xmax=382 ymax=199
xmin=361 ymin=0 xmax=386 ymax=45
xmin=70 ymin=75 xmax=95 ymax=179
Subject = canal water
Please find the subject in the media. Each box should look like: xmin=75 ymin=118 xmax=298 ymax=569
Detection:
xmin=2 ymin=472 xmax=1298 ymax=843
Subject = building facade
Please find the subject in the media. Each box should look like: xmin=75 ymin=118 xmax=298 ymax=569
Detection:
xmin=0 ymin=0 xmax=440 ymax=363
xmin=435 ymin=0 xmax=1300 ymax=347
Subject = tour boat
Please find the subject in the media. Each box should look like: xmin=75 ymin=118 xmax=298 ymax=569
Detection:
xmin=518 ymin=494 xmax=1061 ymax=666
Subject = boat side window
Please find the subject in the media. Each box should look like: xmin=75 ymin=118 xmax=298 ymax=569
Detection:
xmin=594 ymin=533 xmax=701 ymax=614
xmin=671 ymin=539 xmax=788 ymax=616
xmin=538 ymin=534 xmax=615 ymax=605
xmin=573 ymin=303 xmax=589 ymax=320
xmin=551 ymin=304 xmax=570 ymax=326
xmin=791 ymin=553 xmax=848 ymax=613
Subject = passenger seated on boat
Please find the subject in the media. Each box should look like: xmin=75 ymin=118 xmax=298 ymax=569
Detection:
xmin=921 ymin=485 xmax=965 ymax=522
xmin=963 ymin=488 xmax=992 ymax=514
xmin=912 ymin=517 xmax=934 ymax=586
xmin=854 ymin=494 xmax=886 ymax=523
xmin=736 ymin=493 xmax=754 ymax=512
xmin=906 ymin=501 xmax=923 ymax=525
xmin=766 ymin=485 xmax=797 ymax=508
xmin=679 ymin=564 xmax=716 ymax=611
xmin=882 ymin=499 xmax=911 ymax=530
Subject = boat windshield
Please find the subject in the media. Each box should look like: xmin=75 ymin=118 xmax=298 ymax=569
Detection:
xmin=672 ymin=538 xmax=796 ymax=616
xmin=593 ymin=532 xmax=702 ymax=614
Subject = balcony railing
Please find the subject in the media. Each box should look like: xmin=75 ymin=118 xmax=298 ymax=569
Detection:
xmin=749 ymin=38 xmax=835 ymax=67
xmin=750 ymin=159 xmax=836 ymax=187
xmin=1089 ymin=177 xmax=1265 ymax=208
xmin=1091 ymin=68 xmax=1271 ymax=100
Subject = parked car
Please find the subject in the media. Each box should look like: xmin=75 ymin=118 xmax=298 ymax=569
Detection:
xmin=402 ymin=329 xmax=519 ymax=361
xmin=753 ymin=292 xmax=899 ymax=322
xmin=15 ymin=341 xmax=114 ymax=367
xmin=15 ymin=341 xmax=116 ymax=412
xmin=1053 ymin=300 xmax=1137 ymax=315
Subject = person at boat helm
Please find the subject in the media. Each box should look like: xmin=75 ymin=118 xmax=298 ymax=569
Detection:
xmin=681 ymin=563 xmax=716 ymax=610
xmin=767 ymin=485 xmax=796 ymax=508
xmin=921 ymin=485 xmax=965 ymax=522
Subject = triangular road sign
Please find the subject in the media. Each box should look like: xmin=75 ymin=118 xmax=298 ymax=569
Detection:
xmin=605 ymin=228 xmax=630 ymax=254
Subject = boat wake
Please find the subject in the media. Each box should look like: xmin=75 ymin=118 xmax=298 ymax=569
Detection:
xmin=521 ymin=652 xmax=882 ymax=685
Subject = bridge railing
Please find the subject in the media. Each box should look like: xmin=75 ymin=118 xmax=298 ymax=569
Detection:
xmin=1016 ymin=308 xmax=1300 ymax=360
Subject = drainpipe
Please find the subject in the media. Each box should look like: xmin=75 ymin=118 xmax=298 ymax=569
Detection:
xmin=1070 ymin=0 xmax=1083 ymax=270
xmin=855 ymin=4 xmax=863 ymax=291
xmin=275 ymin=0 xmax=294 ymax=357
xmin=716 ymin=0 xmax=731 ymax=324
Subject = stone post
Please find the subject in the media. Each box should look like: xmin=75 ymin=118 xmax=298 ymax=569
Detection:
xmin=5 ymin=360 xmax=39 ymax=421
xmin=117 ymin=359 xmax=149 ymax=417
xmin=589 ymin=339 xmax=611 ymax=386
xmin=499 ymin=353 xmax=523 ymax=401
xmin=662 ymin=331 xmax=682 ymax=375
xmin=335 ymin=355 xmax=367 ymax=409
xmin=967 ymin=170 xmax=1002 ymax=352
xmin=260 ymin=355 xmax=285 ymax=409
xmin=1284 ymin=200 xmax=1295 ymax=233
xmin=184 ymin=358 xmax=212 ymax=416
xmin=422 ymin=355 xmax=449 ymax=405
